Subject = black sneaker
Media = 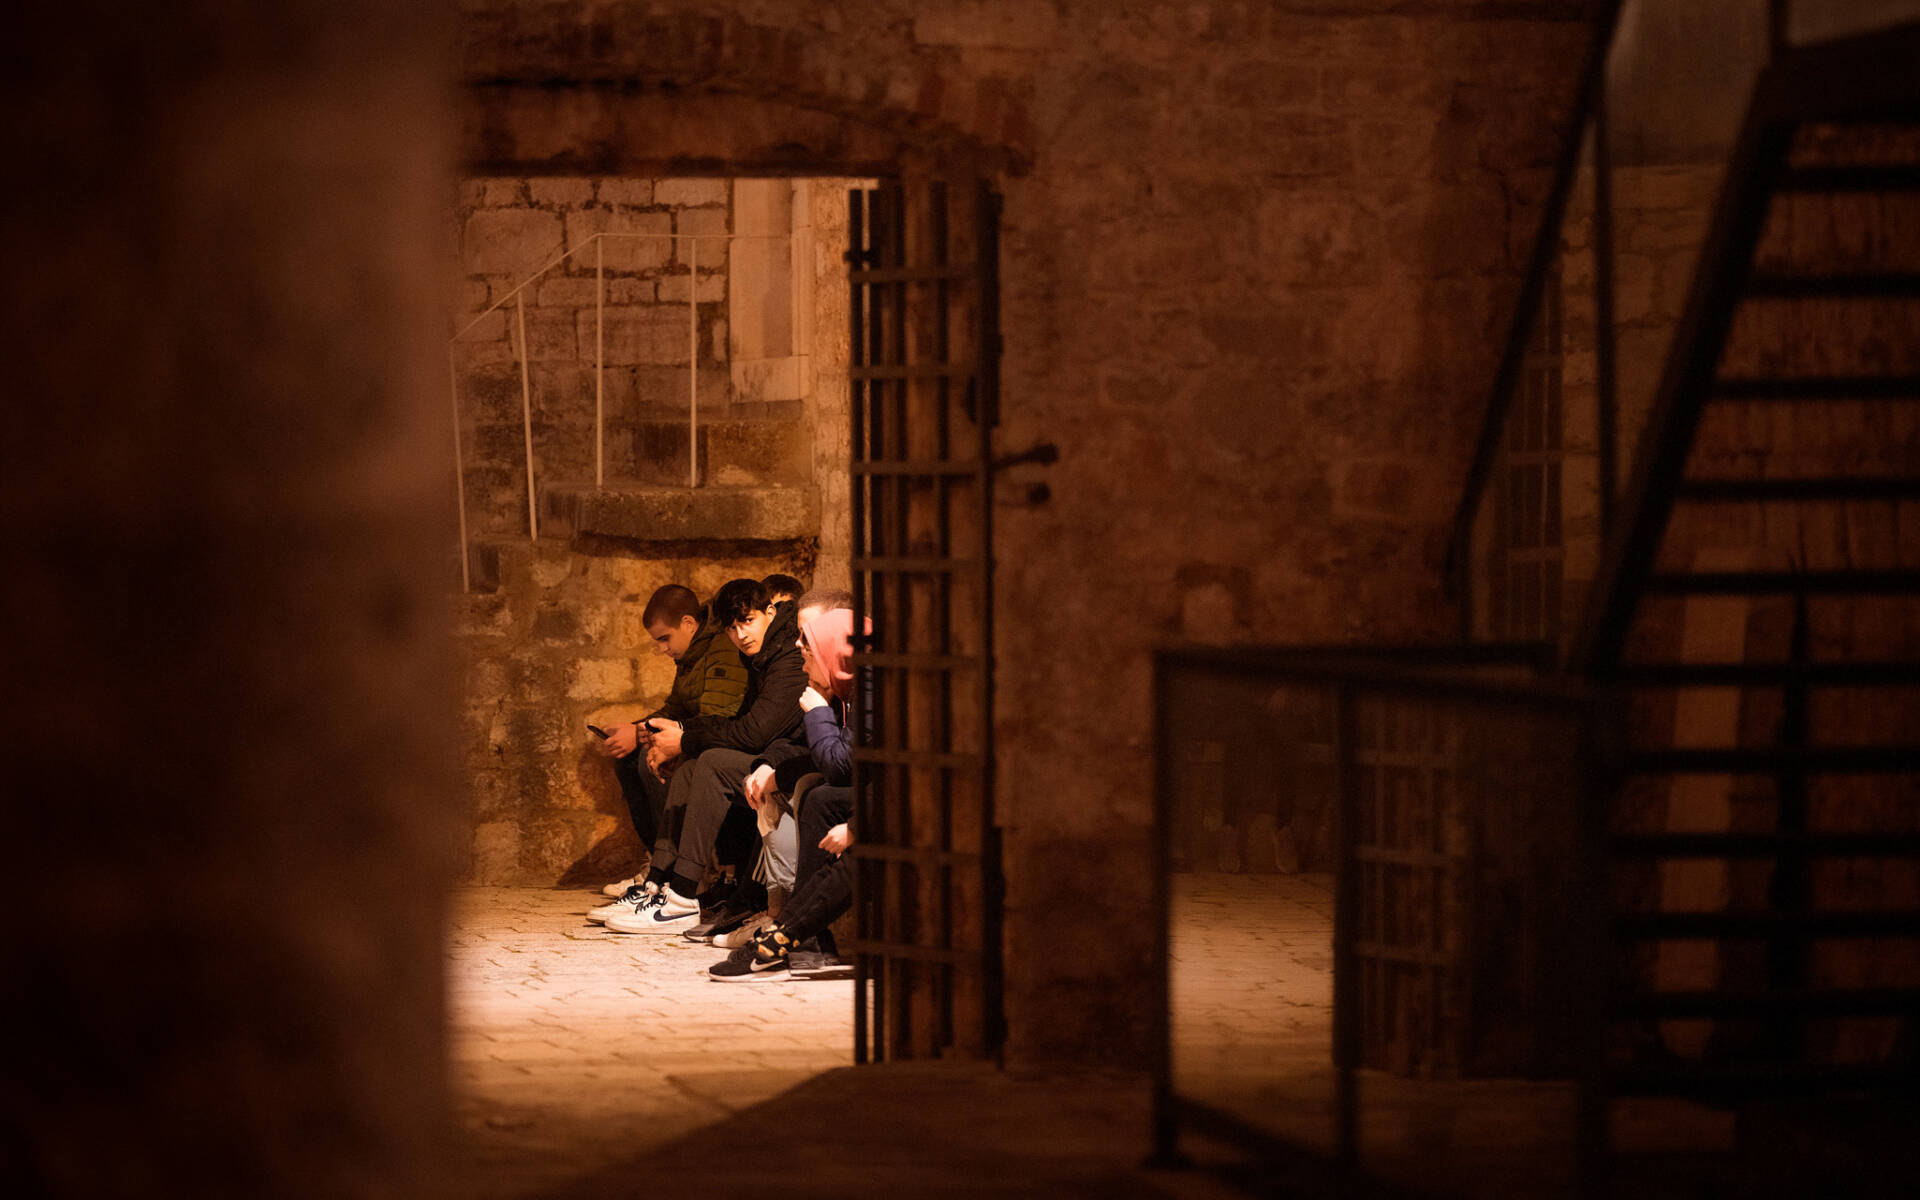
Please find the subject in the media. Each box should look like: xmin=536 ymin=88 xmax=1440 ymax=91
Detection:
xmin=708 ymin=926 xmax=791 ymax=982
xmin=682 ymin=896 xmax=762 ymax=944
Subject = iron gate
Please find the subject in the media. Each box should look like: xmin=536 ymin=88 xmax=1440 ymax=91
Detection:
xmin=847 ymin=177 xmax=1003 ymax=1061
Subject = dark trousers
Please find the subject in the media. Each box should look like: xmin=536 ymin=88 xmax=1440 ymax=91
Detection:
xmin=783 ymin=784 xmax=853 ymax=946
xmin=650 ymin=747 xmax=758 ymax=891
xmin=611 ymin=750 xmax=669 ymax=847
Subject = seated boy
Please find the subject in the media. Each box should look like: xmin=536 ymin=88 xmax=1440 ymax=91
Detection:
xmin=589 ymin=584 xmax=746 ymax=913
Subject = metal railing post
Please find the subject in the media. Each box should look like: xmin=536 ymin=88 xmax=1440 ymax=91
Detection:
xmin=595 ymin=234 xmax=604 ymax=490
xmin=1333 ymin=682 xmax=1361 ymax=1183
xmin=514 ymin=291 xmax=539 ymax=540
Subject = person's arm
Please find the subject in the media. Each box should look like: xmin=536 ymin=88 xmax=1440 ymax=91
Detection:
xmin=798 ymin=701 xmax=852 ymax=786
xmin=680 ymin=645 xmax=806 ymax=756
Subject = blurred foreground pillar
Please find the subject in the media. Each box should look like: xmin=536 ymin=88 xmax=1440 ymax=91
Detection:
xmin=0 ymin=3 xmax=457 ymax=1195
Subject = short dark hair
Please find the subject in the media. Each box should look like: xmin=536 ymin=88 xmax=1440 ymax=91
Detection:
xmin=640 ymin=584 xmax=701 ymax=629
xmin=796 ymin=587 xmax=853 ymax=614
xmin=712 ymin=577 xmax=772 ymax=627
xmin=760 ymin=573 xmax=804 ymax=600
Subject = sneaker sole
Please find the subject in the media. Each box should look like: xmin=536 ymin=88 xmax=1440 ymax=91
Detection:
xmin=709 ymin=966 xmax=789 ymax=982
xmin=605 ymin=912 xmax=699 ymax=934
xmin=790 ymin=966 xmax=855 ymax=981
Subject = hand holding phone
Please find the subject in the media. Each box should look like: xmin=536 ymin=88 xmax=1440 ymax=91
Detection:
xmin=586 ymin=723 xmax=610 ymax=739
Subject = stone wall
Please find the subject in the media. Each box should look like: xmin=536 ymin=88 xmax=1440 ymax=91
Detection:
xmin=449 ymin=176 xmax=856 ymax=885
xmin=456 ymin=0 xmax=1602 ymax=1068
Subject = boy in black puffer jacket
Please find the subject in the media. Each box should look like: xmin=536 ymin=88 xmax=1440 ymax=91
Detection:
xmin=600 ymin=577 xmax=808 ymax=936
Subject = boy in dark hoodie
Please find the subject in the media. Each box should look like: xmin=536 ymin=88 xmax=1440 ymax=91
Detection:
xmin=601 ymin=577 xmax=807 ymax=935
xmin=589 ymin=584 xmax=747 ymax=908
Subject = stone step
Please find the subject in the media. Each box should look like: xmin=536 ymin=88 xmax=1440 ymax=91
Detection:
xmin=538 ymin=482 xmax=819 ymax=543
xmin=627 ymin=418 xmax=811 ymax=487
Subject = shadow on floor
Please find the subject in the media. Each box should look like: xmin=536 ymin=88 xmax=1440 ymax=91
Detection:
xmin=528 ymin=1062 xmax=1230 ymax=1199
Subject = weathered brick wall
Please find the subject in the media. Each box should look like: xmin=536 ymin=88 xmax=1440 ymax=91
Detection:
xmin=455 ymin=0 xmax=1600 ymax=1068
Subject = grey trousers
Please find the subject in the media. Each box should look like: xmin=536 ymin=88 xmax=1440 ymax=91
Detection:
xmin=649 ymin=747 xmax=756 ymax=886
xmin=650 ymin=747 xmax=798 ymax=893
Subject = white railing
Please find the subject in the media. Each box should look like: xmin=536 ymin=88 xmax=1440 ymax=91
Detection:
xmin=447 ymin=231 xmax=792 ymax=590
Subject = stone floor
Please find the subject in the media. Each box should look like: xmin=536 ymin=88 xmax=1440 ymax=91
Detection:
xmin=450 ymin=875 xmax=1771 ymax=1197
xmin=448 ymin=885 xmax=855 ymax=1197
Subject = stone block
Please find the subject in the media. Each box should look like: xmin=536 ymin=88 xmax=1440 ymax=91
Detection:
xmin=657 ymin=272 xmax=727 ymax=304
xmin=479 ymin=178 xmax=526 ymax=207
xmin=1213 ymin=59 xmax=1317 ymax=112
xmin=598 ymin=178 xmax=653 ymax=206
xmin=913 ymin=1 xmax=1061 ymax=49
xmin=528 ymin=177 xmax=594 ymax=208
xmin=731 ymin=356 xmax=804 ymax=403
xmin=655 ymin=178 xmax=728 ymax=207
xmin=609 ymin=278 xmax=655 ymax=304
xmin=470 ymin=822 xmax=522 ymax=885
xmin=518 ymin=307 xmax=576 ymax=361
xmin=589 ymin=305 xmax=691 ymax=366
xmin=536 ymin=276 xmax=600 ymax=308
xmin=567 ymin=657 xmax=636 ymax=700
xmin=675 ymin=208 xmax=729 ymax=266
xmin=705 ymin=418 xmax=812 ymax=487
xmin=564 ymin=208 xmax=672 ymax=271
xmin=1257 ymin=190 xmax=1382 ymax=286
xmin=463 ymin=209 xmax=563 ymax=277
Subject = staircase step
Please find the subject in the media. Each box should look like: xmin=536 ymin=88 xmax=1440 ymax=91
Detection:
xmin=1776 ymin=164 xmax=1920 ymax=192
xmin=1612 ymin=909 xmax=1920 ymax=939
xmin=539 ymin=483 xmax=819 ymax=542
xmin=1643 ymin=569 xmax=1920 ymax=595
xmin=1624 ymin=745 xmax=1920 ymax=773
xmin=1609 ymin=832 xmax=1920 ymax=859
xmin=1609 ymin=986 xmax=1920 ymax=1018
xmin=1744 ymin=271 xmax=1920 ymax=297
xmin=1613 ymin=661 xmax=1920 ymax=686
xmin=1714 ymin=374 xmax=1920 ymax=400
xmin=1607 ymin=1062 xmax=1915 ymax=1099
xmin=1674 ymin=477 xmax=1920 ymax=502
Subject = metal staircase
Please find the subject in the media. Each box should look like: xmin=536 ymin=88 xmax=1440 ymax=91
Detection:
xmin=1562 ymin=25 xmax=1920 ymax=1193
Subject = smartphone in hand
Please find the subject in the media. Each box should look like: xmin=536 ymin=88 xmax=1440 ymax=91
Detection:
xmin=586 ymin=724 xmax=610 ymax=739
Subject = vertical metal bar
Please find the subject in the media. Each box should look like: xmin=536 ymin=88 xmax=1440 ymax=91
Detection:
xmin=1333 ymin=683 xmax=1362 ymax=1181
xmin=1594 ymin=108 xmax=1619 ymax=541
xmin=977 ymin=183 xmax=1005 ymax=1056
xmin=514 ymin=292 xmax=538 ymax=540
xmin=447 ymin=346 xmax=472 ymax=592
xmin=595 ymin=234 xmax=604 ymax=490
xmin=1148 ymin=655 xmax=1179 ymax=1166
xmin=1767 ymin=596 xmax=1813 ymax=1057
xmin=688 ymin=237 xmax=699 ymax=489
xmin=849 ymin=187 xmax=870 ymax=1067
xmin=1768 ymin=0 xmax=1790 ymax=59
xmin=1575 ymin=691 xmax=1616 ymax=1200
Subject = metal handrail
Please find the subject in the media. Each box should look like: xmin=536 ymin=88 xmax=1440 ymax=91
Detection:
xmin=1441 ymin=0 xmax=1626 ymax=643
xmin=445 ymin=228 xmax=796 ymax=590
